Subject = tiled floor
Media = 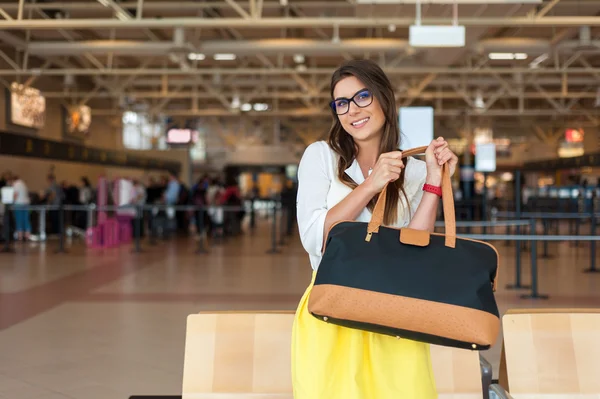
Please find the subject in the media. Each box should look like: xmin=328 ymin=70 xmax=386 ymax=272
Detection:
xmin=0 ymin=221 xmax=599 ymax=398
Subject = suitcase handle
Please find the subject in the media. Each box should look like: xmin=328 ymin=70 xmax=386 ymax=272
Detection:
xmin=366 ymin=146 xmax=456 ymax=248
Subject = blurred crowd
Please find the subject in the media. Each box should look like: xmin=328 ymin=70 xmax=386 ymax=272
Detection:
xmin=0 ymin=171 xmax=253 ymax=242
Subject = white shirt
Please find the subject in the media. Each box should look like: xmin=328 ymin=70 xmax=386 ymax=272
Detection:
xmin=13 ymin=179 xmax=30 ymax=205
xmin=296 ymin=141 xmax=428 ymax=271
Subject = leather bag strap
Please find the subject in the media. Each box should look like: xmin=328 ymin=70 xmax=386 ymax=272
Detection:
xmin=366 ymin=146 xmax=456 ymax=248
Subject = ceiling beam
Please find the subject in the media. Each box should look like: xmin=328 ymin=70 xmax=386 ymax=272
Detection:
xmin=3 ymin=1 xmax=572 ymax=11
xmin=40 ymin=90 xmax=600 ymax=100
xmin=4 ymin=66 xmax=600 ymax=76
xmin=0 ymin=16 xmax=599 ymax=30
xmin=0 ymin=6 xmax=12 ymax=20
xmin=535 ymin=0 xmax=561 ymax=17
xmin=127 ymin=76 xmax=599 ymax=87
xmin=136 ymin=0 xmax=144 ymax=19
xmin=90 ymin=108 xmax=600 ymax=117
xmin=0 ymin=49 xmax=19 ymax=70
xmin=402 ymin=73 xmax=437 ymax=107
xmin=223 ymin=0 xmax=252 ymax=19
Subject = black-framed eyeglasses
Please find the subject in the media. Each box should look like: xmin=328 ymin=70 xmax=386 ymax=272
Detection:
xmin=330 ymin=88 xmax=374 ymax=115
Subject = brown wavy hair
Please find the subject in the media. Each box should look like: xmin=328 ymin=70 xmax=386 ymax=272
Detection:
xmin=327 ymin=59 xmax=410 ymax=226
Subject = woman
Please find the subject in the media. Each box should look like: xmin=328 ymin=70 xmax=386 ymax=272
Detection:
xmin=293 ymin=59 xmax=458 ymax=399
xmin=10 ymin=174 xmax=31 ymax=241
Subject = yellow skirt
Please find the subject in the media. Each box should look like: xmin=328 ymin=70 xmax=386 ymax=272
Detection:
xmin=291 ymin=272 xmax=438 ymax=399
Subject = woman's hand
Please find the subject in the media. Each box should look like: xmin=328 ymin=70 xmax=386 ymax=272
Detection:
xmin=363 ymin=151 xmax=405 ymax=195
xmin=425 ymin=137 xmax=458 ymax=186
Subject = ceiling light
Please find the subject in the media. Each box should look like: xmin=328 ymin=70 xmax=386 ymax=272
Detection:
xmin=241 ymin=103 xmax=252 ymax=112
xmin=293 ymin=54 xmax=305 ymax=64
xmin=488 ymin=52 xmax=528 ymax=60
xmin=388 ymin=24 xmax=396 ymax=32
xmin=213 ymin=53 xmax=236 ymax=61
xmin=253 ymin=103 xmax=269 ymax=112
xmin=187 ymin=53 xmax=205 ymax=61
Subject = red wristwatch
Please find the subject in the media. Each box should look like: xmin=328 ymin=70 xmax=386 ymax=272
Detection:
xmin=423 ymin=183 xmax=442 ymax=197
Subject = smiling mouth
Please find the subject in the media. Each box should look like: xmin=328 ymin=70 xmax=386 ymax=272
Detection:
xmin=351 ymin=117 xmax=370 ymax=127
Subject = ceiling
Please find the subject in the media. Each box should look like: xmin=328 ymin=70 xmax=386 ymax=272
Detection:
xmin=0 ymin=0 xmax=599 ymax=148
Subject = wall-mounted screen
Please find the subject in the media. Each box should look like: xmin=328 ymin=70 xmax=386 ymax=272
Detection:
xmin=475 ymin=143 xmax=496 ymax=172
xmin=399 ymin=106 xmax=434 ymax=150
xmin=10 ymin=82 xmax=46 ymax=129
xmin=66 ymin=105 xmax=92 ymax=136
xmin=167 ymin=128 xmax=195 ymax=144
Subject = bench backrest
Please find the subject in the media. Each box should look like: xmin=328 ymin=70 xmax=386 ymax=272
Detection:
xmin=182 ymin=311 xmax=484 ymax=398
xmin=500 ymin=308 xmax=600 ymax=395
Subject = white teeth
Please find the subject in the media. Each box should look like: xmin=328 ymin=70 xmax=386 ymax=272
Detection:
xmin=352 ymin=117 xmax=369 ymax=126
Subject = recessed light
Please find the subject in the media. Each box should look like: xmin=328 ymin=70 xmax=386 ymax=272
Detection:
xmin=253 ymin=103 xmax=269 ymax=112
xmin=488 ymin=52 xmax=528 ymax=60
xmin=188 ymin=53 xmax=205 ymax=61
xmin=213 ymin=53 xmax=237 ymax=61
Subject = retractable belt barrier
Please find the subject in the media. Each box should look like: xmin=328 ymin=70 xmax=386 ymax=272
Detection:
xmin=0 ymin=202 xmax=257 ymax=255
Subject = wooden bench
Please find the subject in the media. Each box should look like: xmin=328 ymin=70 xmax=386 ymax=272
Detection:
xmin=494 ymin=308 xmax=600 ymax=399
xmin=182 ymin=311 xmax=488 ymax=399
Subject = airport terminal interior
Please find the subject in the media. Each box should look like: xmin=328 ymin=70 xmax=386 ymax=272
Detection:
xmin=0 ymin=0 xmax=599 ymax=398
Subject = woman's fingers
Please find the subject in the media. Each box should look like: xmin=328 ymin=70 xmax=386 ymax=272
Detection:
xmin=384 ymin=158 xmax=405 ymax=168
xmin=437 ymin=149 xmax=454 ymax=165
xmin=379 ymin=151 xmax=403 ymax=162
xmin=387 ymin=166 xmax=403 ymax=175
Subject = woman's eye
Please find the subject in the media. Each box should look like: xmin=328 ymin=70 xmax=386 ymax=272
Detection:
xmin=336 ymin=100 xmax=348 ymax=107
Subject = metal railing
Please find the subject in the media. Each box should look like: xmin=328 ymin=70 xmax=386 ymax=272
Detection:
xmin=0 ymin=201 xmax=292 ymax=255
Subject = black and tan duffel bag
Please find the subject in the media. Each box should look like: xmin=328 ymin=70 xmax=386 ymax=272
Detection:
xmin=307 ymin=146 xmax=500 ymax=350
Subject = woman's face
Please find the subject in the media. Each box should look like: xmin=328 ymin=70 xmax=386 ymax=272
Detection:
xmin=332 ymin=75 xmax=386 ymax=144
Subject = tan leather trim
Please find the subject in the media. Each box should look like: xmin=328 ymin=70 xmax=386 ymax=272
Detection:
xmin=321 ymin=222 xmax=500 ymax=292
xmin=308 ymin=284 xmax=500 ymax=347
xmin=441 ymin=162 xmax=456 ymax=248
xmin=400 ymin=228 xmax=430 ymax=247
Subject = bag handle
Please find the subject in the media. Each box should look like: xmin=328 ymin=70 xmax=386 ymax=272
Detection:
xmin=366 ymin=146 xmax=456 ymax=248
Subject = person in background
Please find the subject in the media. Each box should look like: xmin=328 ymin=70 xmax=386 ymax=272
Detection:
xmin=191 ymin=176 xmax=208 ymax=236
xmin=0 ymin=171 xmax=11 ymax=189
xmin=221 ymin=176 xmax=244 ymax=236
xmin=206 ymin=178 xmax=224 ymax=239
xmin=45 ymin=174 xmax=63 ymax=235
xmin=162 ymin=171 xmax=181 ymax=235
xmin=11 ymin=174 xmax=31 ymax=241
xmin=280 ymin=179 xmax=298 ymax=236
xmin=164 ymin=171 xmax=181 ymax=206
xmin=79 ymin=177 xmax=93 ymax=205
xmin=74 ymin=176 xmax=94 ymax=229
xmin=132 ymin=178 xmax=147 ymax=237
